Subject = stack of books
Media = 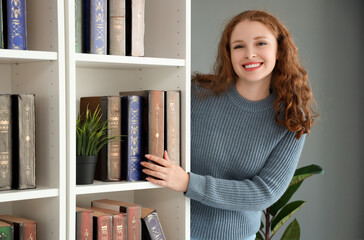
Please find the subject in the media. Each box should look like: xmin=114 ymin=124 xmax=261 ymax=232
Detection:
xmin=0 ymin=215 xmax=37 ymax=239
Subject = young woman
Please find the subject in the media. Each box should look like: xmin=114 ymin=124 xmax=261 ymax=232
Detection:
xmin=140 ymin=10 xmax=317 ymax=240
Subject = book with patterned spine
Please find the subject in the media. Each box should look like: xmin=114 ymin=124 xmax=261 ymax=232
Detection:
xmin=76 ymin=207 xmax=93 ymax=240
xmin=86 ymin=207 xmax=127 ymax=240
xmin=92 ymin=199 xmax=141 ymax=240
xmin=75 ymin=0 xmax=83 ymax=53
xmin=148 ymin=91 xmax=164 ymax=158
xmin=0 ymin=95 xmax=11 ymax=191
xmin=121 ymin=95 xmax=142 ymax=181
xmin=91 ymin=0 xmax=107 ymax=54
xmin=80 ymin=96 xmax=121 ymax=181
xmin=109 ymin=0 xmax=125 ymax=55
xmin=0 ymin=215 xmax=36 ymax=240
xmin=165 ymin=91 xmax=181 ymax=166
xmin=5 ymin=0 xmax=27 ymax=49
xmin=11 ymin=94 xmax=35 ymax=190
xmin=89 ymin=209 xmax=113 ymax=240
xmin=141 ymin=207 xmax=166 ymax=240
xmin=0 ymin=220 xmax=13 ymax=240
xmin=126 ymin=0 xmax=145 ymax=56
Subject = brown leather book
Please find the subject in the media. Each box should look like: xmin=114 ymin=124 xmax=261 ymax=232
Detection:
xmin=0 ymin=215 xmax=36 ymax=240
xmin=0 ymin=94 xmax=12 ymax=190
xmin=76 ymin=207 xmax=93 ymax=240
xmin=165 ymin=91 xmax=181 ymax=166
xmin=11 ymin=94 xmax=36 ymax=190
xmin=88 ymin=209 xmax=113 ymax=240
xmin=125 ymin=0 xmax=145 ymax=56
xmin=86 ymin=207 xmax=127 ymax=240
xmin=92 ymin=199 xmax=141 ymax=240
xmin=80 ymin=96 xmax=121 ymax=181
xmin=109 ymin=0 xmax=125 ymax=55
xmin=148 ymin=91 xmax=164 ymax=159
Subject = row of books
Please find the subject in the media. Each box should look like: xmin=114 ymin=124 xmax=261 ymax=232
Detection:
xmin=79 ymin=90 xmax=180 ymax=182
xmin=0 ymin=215 xmax=37 ymax=239
xmin=76 ymin=199 xmax=165 ymax=240
xmin=0 ymin=0 xmax=27 ymax=50
xmin=75 ymin=0 xmax=145 ymax=56
xmin=0 ymin=94 xmax=36 ymax=191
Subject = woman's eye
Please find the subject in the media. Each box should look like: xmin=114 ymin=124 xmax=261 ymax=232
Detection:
xmin=233 ymin=45 xmax=244 ymax=49
xmin=257 ymin=42 xmax=267 ymax=46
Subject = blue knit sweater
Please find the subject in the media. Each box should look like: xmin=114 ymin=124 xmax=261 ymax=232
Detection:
xmin=185 ymin=84 xmax=306 ymax=240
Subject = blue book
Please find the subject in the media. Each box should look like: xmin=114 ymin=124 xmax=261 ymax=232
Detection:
xmin=6 ymin=0 xmax=26 ymax=50
xmin=90 ymin=0 xmax=107 ymax=54
xmin=121 ymin=95 xmax=143 ymax=181
xmin=141 ymin=208 xmax=166 ymax=240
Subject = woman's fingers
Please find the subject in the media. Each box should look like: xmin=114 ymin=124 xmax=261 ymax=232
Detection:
xmin=144 ymin=152 xmax=171 ymax=167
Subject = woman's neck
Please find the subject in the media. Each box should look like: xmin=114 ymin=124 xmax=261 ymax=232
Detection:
xmin=235 ymin=78 xmax=271 ymax=101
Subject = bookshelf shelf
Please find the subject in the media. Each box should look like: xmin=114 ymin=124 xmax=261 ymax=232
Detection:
xmin=0 ymin=49 xmax=57 ymax=64
xmin=75 ymin=181 xmax=163 ymax=195
xmin=0 ymin=187 xmax=59 ymax=203
xmin=76 ymin=54 xmax=185 ymax=69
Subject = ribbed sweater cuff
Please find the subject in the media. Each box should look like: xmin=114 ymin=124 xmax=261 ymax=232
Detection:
xmin=184 ymin=172 xmax=206 ymax=202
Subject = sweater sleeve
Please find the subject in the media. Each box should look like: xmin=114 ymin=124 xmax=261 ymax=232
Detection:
xmin=184 ymin=132 xmax=306 ymax=211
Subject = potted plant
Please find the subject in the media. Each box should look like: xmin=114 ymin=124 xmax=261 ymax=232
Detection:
xmin=76 ymin=105 xmax=120 ymax=184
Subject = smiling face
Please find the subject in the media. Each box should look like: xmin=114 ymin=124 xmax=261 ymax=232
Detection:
xmin=230 ymin=20 xmax=278 ymax=93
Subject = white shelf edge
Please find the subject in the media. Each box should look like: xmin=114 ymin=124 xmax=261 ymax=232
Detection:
xmin=0 ymin=186 xmax=59 ymax=203
xmin=76 ymin=53 xmax=185 ymax=69
xmin=0 ymin=49 xmax=58 ymax=63
xmin=75 ymin=181 xmax=163 ymax=195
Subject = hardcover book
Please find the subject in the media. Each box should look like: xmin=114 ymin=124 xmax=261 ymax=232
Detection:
xmin=109 ymin=0 xmax=125 ymax=55
xmin=88 ymin=209 xmax=113 ymax=240
xmin=165 ymin=91 xmax=181 ymax=166
xmin=75 ymin=0 xmax=83 ymax=53
xmin=11 ymin=94 xmax=36 ymax=190
xmin=76 ymin=207 xmax=93 ymax=240
xmin=80 ymin=96 xmax=121 ymax=181
xmin=0 ymin=95 xmax=12 ymax=191
xmin=121 ymin=95 xmax=143 ymax=181
xmin=86 ymin=207 xmax=127 ymax=240
xmin=0 ymin=215 xmax=36 ymax=240
xmin=92 ymin=199 xmax=141 ymax=240
xmin=0 ymin=0 xmax=3 ymax=49
xmin=0 ymin=220 xmax=13 ymax=240
xmin=148 ymin=91 xmax=164 ymax=158
xmin=125 ymin=0 xmax=145 ymax=56
xmin=141 ymin=207 xmax=166 ymax=240
xmin=5 ymin=0 xmax=27 ymax=49
xmin=83 ymin=0 xmax=90 ymax=53
xmin=91 ymin=0 xmax=107 ymax=54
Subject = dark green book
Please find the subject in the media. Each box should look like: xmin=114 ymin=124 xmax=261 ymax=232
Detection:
xmin=75 ymin=0 xmax=83 ymax=53
xmin=0 ymin=220 xmax=13 ymax=240
xmin=0 ymin=94 xmax=12 ymax=191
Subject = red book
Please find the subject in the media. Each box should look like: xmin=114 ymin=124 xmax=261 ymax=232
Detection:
xmin=76 ymin=207 xmax=93 ymax=240
xmin=92 ymin=199 xmax=141 ymax=240
xmin=89 ymin=209 xmax=113 ymax=240
xmin=0 ymin=215 xmax=36 ymax=240
xmin=86 ymin=207 xmax=127 ymax=240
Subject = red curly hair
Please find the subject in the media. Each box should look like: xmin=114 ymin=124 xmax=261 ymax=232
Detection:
xmin=192 ymin=10 xmax=318 ymax=139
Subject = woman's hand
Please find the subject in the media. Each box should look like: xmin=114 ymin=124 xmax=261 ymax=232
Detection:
xmin=140 ymin=150 xmax=189 ymax=192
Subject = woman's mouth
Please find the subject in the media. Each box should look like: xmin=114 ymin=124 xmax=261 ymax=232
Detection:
xmin=243 ymin=62 xmax=263 ymax=71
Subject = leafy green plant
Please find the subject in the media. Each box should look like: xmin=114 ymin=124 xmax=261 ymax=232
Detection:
xmin=256 ymin=164 xmax=324 ymax=240
xmin=76 ymin=105 xmax=120 ymax=156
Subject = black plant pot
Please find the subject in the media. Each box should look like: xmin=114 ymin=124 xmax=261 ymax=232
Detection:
xmin=76 ymin=156 xmax=97 ymax=185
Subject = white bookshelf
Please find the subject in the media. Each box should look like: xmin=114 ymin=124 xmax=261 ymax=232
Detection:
xmin=66 ymin=0 xmax=191 ymax=240
xmin=0 ymin=0 xmax=66 ymax=239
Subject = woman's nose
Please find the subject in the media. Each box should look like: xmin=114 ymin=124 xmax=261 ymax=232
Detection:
xmin=245 ymin=47 xmax=257 ymax=59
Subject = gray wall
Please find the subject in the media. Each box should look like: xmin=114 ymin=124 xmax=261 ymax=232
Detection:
xmin=192 ymin=0 xmax=364 ymax=239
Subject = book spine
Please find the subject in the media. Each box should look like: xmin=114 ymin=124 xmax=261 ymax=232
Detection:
xmin=144 ymin=212 xmax=166 ymax=240
xmin=165 ymin=91 xmax=181 ymax=166
xmin=11 ymin=94 xmax=36 ymax=190
xmin=121 ymin=96 xmax=142 ymax=181
xmin=90 ymin=0 xmax=107 ymax=54
xmin=76 ymin=209 xmax=93 ymax=240
xmin=19 ymin=222 xmax=36 ymax=240
xmin=83 ymin=0 xmax=90 ymax=53
xmin=128 ymin=206 xmax=141 ymax=240
xmin=0 ymin=95 xmax=12 ymax=191
xmin=6 ymin=0 xmax=26 ymax=49
xmin=131 ymin=0 xmax=145 ymax=56
xmin=0 ymin=0 xmax=3 ymax=48
xmin=109 ymin=0 xmax=125 ymax=55
xmin=148 ymin=91 xmax=164 ymax=158
xmin=75 ymin=0 xmax=83 ymax=53
xmin=2 ymin=0 xmax=8 ymax=49
xmin=112 ymin=213 xmax=127 ymax=240
xmin=94 ymin=215 xmax=112 ymax=240
xmin=0 ymin=225 xmax=13 ymax=239
xmin=106 ymin=96 xmax=121 ymax=181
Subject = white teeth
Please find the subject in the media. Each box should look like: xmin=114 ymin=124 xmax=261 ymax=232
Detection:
xmin=244 ymin=63 xmax=261 ymax=69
